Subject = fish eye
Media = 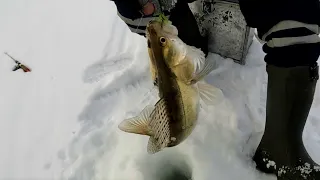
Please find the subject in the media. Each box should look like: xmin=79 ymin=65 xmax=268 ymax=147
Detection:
xmin=159 ymin=37 xmax=166 ymax=45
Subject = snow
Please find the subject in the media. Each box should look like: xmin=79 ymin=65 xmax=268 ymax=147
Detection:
xmin=0 ymin=0 xmax=319 ymax=180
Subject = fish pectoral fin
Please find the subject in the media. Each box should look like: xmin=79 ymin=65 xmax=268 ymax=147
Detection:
xmin=118 ymin=105 xmax=154 ymax=136
xmin=198 ymin=81 xmax=224 ymax=106
xmin=189 ymin=57 xmax=216 ymax=84
xmin=185 ymin=45 xmax=206 ymax=74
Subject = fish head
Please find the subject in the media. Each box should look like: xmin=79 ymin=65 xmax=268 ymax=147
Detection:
xmin=146 ymin=20 xmax=188 ymax=68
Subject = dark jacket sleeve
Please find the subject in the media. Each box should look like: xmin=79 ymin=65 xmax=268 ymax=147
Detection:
xmin=238 ymin=0 xmax=263 ymax=28
xmin=110 ymin=0 xmax=143 ymax=20
xmin=177 ymin=0 xmax=197 ymax=3
xmin=239 ymin=0 xmax=320 ymax=28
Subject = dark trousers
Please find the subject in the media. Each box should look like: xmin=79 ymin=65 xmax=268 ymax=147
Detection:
xmin=253 ymin=64 xmax=319 ymax=179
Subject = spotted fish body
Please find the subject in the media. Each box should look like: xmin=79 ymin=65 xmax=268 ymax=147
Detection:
xmin=146 ymin=81 xmax=200 ymax=152
xmin=147 ymin=19 xmax=201 ymax=152
xmin=118 ymin=20 xmax=222 ymax=154
xmin=118 ymin=71 xmax=200 ymax=153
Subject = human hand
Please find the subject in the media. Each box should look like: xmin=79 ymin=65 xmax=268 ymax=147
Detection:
xmin=142 ymin=2 xmax=155 ymax=15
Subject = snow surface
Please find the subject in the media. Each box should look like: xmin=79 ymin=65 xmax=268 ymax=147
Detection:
xmin=0 ymin=0 xmax=319 ymax=179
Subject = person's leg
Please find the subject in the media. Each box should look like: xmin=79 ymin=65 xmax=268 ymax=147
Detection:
xmin=253 ymin=64 xmax=319 ymax=179
xmin=169 ymin=1 xmax=208 ymax=56
xmin=285 ymin=64 xmax=319 ymax=179
xmin=253 ymin=65 xmax=292 ymax=175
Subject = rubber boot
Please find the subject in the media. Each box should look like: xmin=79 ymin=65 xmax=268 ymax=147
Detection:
xmin=169 ymin=1 xmax=208 ymax=57
xmin=253 ymin=64 xmax=320 ymax=180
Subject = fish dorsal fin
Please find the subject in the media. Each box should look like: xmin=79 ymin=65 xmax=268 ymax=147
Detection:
xmin=118 ymin=105 xmax=154 ymax=136
xmin=197 ymin=81 xmax=224 ymax=107
xmin=147 ymin=98 xmax=171 ymax=154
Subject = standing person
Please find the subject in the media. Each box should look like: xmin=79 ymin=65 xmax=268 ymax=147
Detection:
xmin=110 ymin=0 xmax=208 ymax=56
xmin=238 ymin=0 xmax=320 ymax=179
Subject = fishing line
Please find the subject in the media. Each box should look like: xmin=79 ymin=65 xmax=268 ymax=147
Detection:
xmin=134 ymin=14 xmax=144 ymax=34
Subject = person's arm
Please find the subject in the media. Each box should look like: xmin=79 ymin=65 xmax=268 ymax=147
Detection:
xmin=138 ymin=0 xmax=149 ymax=6
xmin=175 ymin=0 xmax=197 ymax=3
xmin=111 ymin=0 xmax=145 ymax=19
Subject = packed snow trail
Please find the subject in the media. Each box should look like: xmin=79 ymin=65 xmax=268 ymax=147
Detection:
xmin=0 ymin=0 xmax=319 ymax=180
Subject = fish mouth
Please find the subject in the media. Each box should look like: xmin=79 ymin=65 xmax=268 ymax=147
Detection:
xmin=147 ymin=19 xmax=158 ymax=28
xmin=146 ymin=20 xmax=159 ymax=47
xmin=146 ymin=20 xmax=157 ymax=36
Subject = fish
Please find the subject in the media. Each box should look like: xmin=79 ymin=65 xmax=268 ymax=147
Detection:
xmin=147 ymin=19 xmax=221 ymax=105
xmin=4 ymin=52 xmax=32 ymax=72
xmin=147 ymin=18 xmax=214 ymax=87
xmin=118 ymin=20 xmax=223 ymax=154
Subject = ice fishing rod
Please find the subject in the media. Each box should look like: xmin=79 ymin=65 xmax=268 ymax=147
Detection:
xmin=4 ymin=52 xmax=19 ymax=64
xmin=4 ymin=52 xmax=32 ymax=72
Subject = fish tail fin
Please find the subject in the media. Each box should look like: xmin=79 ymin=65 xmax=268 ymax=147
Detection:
xmin=118 ymin=105 xmax=154 ymax=136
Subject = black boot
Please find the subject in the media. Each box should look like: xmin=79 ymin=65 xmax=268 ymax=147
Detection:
xmin=169 ymin=1 xmax=208 ymax=57
xmin=253 ymin=64 xmax=320 ymax=179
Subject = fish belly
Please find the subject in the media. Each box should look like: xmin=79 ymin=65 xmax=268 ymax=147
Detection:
xmin=169 ymin=81 xmax=200 ymax=146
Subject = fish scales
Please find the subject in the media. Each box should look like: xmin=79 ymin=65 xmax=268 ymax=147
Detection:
xmin=118 ymin=19 xmax=224 ymax=154
xmin=148 ymin=28 xmax=186 ymax=146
